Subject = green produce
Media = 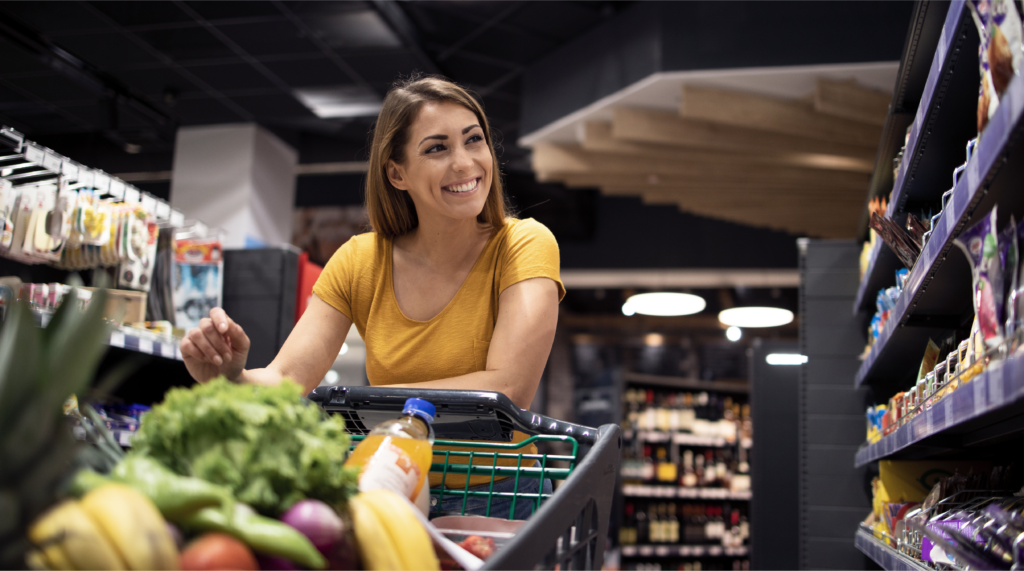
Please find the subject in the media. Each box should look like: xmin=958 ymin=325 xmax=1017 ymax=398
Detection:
xmin=132 ymin=378 xmax=357 ymax=517
xmin=0 ymin=288 xmax=112 ymax=569
xmin=69 ymin=456 xmax=234 ymax=521
xmin=182 ymin=504 xmax=326 ymax=570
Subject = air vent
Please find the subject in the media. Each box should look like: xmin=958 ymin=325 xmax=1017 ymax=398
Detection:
xmin=495 ymin=411 xmax=515 ymax=441
xmin=337 ymin=410 xmax=369 ymax=435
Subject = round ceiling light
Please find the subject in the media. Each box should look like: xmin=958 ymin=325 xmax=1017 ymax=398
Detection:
xmin=725 ymin=326 xmax=742 ymax=342
xmin=622 ymin=292 xmax=706 ymax=317
xmin=718 ymin=307 xmax=794 ymax=328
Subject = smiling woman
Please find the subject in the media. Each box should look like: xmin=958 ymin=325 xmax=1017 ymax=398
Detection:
xmin=179 ymin=76 xmax=565 ymax=518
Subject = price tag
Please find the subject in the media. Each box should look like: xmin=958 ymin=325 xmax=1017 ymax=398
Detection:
xmin=109 ymin=331 xmax=125 ymax=348
xmin=639 ymin=546 xmax=653 ymax=557
xmin=61 ymin=161 xmax=78 ymax=179
xmin=974 ymin=372 xmax=987 ymax=415
xmin=118 ymin=431 xmax=133 ymax=447
xmin=23 ymin=145 xmax=44 ymax=165
xmin=946 ymin=197 xmax=957 ymax=234
xmin=170 ymin=210 xmax=184 ymax=227
xmin=944 ymin=397 xmax=954 ymax=428
xmin=655 ymin=547 xmax=669 ymax=557
xmin=138 ymin=338 xmax=153 ymax=354
xmin=108 ymin=180 xmax=125 ymax=200
xmin=155 ymin=201 xmax=170 ymax=220
xmin=77 ymin=169 xmax=94 ymax=188
xmin=92 ymin=173 xmax=110 ymax=192
xmin=967 ymin=153 xmax=981 ymax=190
xmin=124 ymin=187 xmax=140 ymax=204
xmin=42 ymin=152 xmax=61 ymax=173
xmin=141 ymin=194 xmax=156 ymax=214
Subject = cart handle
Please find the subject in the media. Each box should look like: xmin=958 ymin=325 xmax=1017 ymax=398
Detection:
xmin=308 ymin=386 xmax=601 ymax=446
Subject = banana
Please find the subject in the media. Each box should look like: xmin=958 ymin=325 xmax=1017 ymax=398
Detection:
xmin=24 ymin=549 xmax=51 ymax=570
xmin=348 ymin=494 xmax=404 ymax=570
xmin=79 ymin=483 xmax=179 ymax=570
xmin=28 ymin=499 xmax=127 ymax=570
xmin=359 ymin=490 xmax=440 ymax=571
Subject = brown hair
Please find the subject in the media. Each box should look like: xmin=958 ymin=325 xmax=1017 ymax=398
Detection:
xmin=365 ymin=76 xmax=509 ymax=238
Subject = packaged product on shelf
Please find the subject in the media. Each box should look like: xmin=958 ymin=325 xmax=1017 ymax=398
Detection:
xmin=0 ymin=178 xmax=14 ymax=249
xmin=859 ymin=196 xmax=889 ymax=278
xmin=173 ymin=237 xmax=223 ymax=331
xmin=917 ymin=338 xmax=940 ymax=382
xmin=869 ymin=212 xmax=921 ymax=269
xmin=117 ymin=206 xmax=159 ymax=292
xmin=955 ymin=207 xmax=1004 ymax=348
xmin=970 ymin=0 xmax=1023 ymax=133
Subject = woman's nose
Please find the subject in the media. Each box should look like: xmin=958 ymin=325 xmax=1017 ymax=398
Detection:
xmin=451 ymin=145 xmax=474 ymax=172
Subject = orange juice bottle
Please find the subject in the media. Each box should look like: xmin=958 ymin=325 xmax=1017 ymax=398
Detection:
xmin=344 ymin=398 xmax=435 ymax=501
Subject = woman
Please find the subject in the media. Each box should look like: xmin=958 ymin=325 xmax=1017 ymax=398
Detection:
xmin=181 ymin=76 xmax=564 ymax=519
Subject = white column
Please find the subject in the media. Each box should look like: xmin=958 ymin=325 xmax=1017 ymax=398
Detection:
xmin=170 ymin=124 xmax=297 ymax=249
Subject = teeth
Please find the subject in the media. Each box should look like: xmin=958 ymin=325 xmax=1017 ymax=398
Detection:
xmin=445 ymin=180 xmax=476 ymax=193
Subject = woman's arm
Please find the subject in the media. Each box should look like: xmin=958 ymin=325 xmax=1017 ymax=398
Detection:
xmin=387 ymin=277 xmax=560 ymax=409
xmin=238 ymin=294 xmax=352 ymax=393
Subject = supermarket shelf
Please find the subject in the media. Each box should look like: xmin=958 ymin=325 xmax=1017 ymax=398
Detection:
xmin=854 ymin=0 xmax=977 ymax=314
xmin=620 ymin=545 xmax=748 ymax=558
xmin=854 ymin=528 xmax=932 ymax=571
xmin=622 ymin=485 xmax=751 ymax=501
xmin=107 ymin=329 xmax=182 ymax=361
xmin=623 ymin=372 xmax=749 ymax=394
xmin=856 ymin=70 xmax=1024 ymax=389
xmin=623 ymin=430 xmax=752 ymax=449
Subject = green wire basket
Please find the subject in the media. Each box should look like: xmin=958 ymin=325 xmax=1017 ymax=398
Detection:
xmin=350 ymin=434 xmax=580 ymax=519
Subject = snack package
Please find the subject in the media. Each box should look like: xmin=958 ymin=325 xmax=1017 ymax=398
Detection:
xmin=954 ymin=208 xmax=1003 ymax=348
xmin=918 ymin=339 xmax=940 ymax=381
xmin=118 ymin=207 xmax=159 ymax=292
xmin=968 ymin=0 xmax=1024 ymax=133
xmin=0 ymin=179 xmax=15 ymax=250
xmin=999 ymin=216 xmax=1020 ymax=338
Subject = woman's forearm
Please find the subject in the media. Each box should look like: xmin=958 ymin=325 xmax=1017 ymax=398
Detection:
xmin=236 ymin=367 xmax=287 ymax=387
xmin=388 ymin=369 xmax=538 ymax=410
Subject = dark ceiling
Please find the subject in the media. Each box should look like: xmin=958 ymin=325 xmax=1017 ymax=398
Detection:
xmin=0 ymin=1 xmax=632 ymax=173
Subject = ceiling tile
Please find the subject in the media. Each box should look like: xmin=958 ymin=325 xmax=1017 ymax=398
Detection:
xmin=0 ymin=84 xmax=32 ymax=105
xmin=344 ymin=52 xmax=421 ymax=87
xmin=55 ymin=102 xmax=99 ymax=126
xmin=508 ymin=2 xmax=602 ymax=42
xmin=463 ymin=29 xmax=553 ymax=66
xmin=182 ymin=62 xmax=278 ymax=91
xmin=215 ymin=21 xmax=320 ymax=57
xmin=111 ymin=67 xmax=196 ymax=97
xmin=0 ymin=37 xmax=50 ymax=75
xmin=182 ymin=1 xmax=284 ymax=21
xmin=7 ymin=74 xmax=90 ymax=104
xmin=261 ymin=57 xmax=352 ymax=88
xmin=89 ymin=2 xmax=193 ymax=27
xmin=300 ymin=10 xmax=401 ymax=49
xmin=441 ymin=56 xmax=510 ymax=87
xmin=231 ymin=93 xmax=314 ymax=120
xmin=133 ymin=27 xmax=235 ymax=61
xmin=55 ymin=33 xmax=163 ymax=67
xmin=172 ymin=97 xmax=244 ymax=124
xmin=5 ymin=107 xmax=86 ymax=132
xmin=0 ymin=2 xmax=112 ymax=34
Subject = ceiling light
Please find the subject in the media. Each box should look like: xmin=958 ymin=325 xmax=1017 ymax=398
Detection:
xmin=719 ymin=307 xmax=794 ymax=328
xmin=726 ymin=326 xmax=742 ymax=342
xmin=294 ymin=86 xmax=382 ymax=118
xmin=338 ymin=343 xmax=349 ymax=356
xmin=766 ymin=353 xmax=808 ymax=366
xmin=622 ymin=292 xmax=706 ymax=317
xmin=324 ymin=370 xmax=340 ymax=384
xmin=644 ymin=333 xmax=664 ymax=347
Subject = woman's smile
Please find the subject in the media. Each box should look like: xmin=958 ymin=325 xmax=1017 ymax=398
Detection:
xmin=442 ymin=177 xmax=481 ymax=196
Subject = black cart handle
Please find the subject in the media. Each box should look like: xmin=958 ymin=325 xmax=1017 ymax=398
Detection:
xmin=308 ymin=386 xmax=600 ymax=446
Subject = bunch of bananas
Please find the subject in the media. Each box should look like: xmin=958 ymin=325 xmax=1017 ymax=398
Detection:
xmin=349 ymin=490 xmax=439 ymax=571
xmin=27 ymin=483 xmax=179 ymax=570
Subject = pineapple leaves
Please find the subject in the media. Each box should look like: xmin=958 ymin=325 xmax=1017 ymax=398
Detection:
xmin=0 ymin=302 xmax=42 ymax=437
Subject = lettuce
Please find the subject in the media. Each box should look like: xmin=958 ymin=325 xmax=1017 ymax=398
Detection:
xmin=132 ymin=378 xmax=357 ymax=516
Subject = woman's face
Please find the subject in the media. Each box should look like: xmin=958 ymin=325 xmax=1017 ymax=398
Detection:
xmin=387 ymin=101 xmax=493 ymax=225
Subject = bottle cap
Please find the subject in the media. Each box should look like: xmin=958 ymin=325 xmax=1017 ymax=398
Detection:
xmin=403 ymin=398 xmax=436 ymax=424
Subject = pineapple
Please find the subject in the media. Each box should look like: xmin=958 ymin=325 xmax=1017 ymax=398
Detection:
xmin=0 ymin=288 xmax=111 ymax=568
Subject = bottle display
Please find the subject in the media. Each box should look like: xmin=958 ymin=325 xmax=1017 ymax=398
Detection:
xmin=344 ymin=397 xmax=436 ymax=502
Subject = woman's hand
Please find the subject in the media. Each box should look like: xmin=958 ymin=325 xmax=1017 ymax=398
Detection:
xmin=181 ymin=307 xmax=251 ymax=383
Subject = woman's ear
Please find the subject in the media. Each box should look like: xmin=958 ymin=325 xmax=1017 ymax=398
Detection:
xmin=387 ymin=160 xmax=408 ymax=191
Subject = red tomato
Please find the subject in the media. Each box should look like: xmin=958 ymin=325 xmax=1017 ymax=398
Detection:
xmin=180 ymin=533 xmax=259 ymax=571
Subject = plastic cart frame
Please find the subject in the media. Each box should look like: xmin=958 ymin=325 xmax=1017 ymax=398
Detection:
xmin=309 ymin=386 xmax=622 ymax=570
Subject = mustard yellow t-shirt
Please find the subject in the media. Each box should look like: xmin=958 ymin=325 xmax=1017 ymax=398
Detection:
xmin=313 ymin=217 xmax=565 ymax=487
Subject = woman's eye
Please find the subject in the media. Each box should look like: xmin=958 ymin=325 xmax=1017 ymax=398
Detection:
xmin=466 ymin=135 xmax=484 ymax=144
xmin=425 ymin=144 xmax=446 ymax=154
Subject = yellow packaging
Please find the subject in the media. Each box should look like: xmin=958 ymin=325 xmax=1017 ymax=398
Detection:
xmin=879 ymin=460 xmax=993 ymax=503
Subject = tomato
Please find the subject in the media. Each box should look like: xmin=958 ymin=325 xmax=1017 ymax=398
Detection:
xmin=180 ymin=533 xmax=259 ymax=571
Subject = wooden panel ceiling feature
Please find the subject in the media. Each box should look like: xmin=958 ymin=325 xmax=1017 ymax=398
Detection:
xmin=679 ymin=84 xmax=884 ymax=147
xmin=528 ymin=81 xmax=889 ymax=238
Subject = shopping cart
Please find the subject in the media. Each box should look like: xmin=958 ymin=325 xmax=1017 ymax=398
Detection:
xmin=308 ymin=385 xmax=622 ymax=570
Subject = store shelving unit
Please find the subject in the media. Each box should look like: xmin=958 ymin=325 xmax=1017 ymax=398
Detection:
xmin=108 ymin=329 xmax=181 ymax=361
xmin=620 ymin=545 xmax=748 ymax=559
xmin=854 ymin=528 xmax=932 ymax=571
xmin=845 ymin=1 xmax=1024 ymax=569
xmin=622 ymin=485 xmax=752 ymax=501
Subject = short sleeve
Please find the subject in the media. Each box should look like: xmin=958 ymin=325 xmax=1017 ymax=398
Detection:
xmin=498 ymin=218 xmax=566 ymax=302
xmin=312 ymin=237 xmax=358 ymax=321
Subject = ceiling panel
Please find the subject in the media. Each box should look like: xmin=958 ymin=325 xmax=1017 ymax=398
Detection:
xmin=214 ymin=21 xmax=321 ymax=57
xmin=0 ymin=2 xmax=113 ymax=34
xmin=0 ymin=38 xmax=50 ymax=75
xmin=0 ymin=84 xmax=32 ymax=105
xmin=344 ymin=52 xmax=421 ymax=88
xmin=442 ymin=56 xmax=513 ymax=87
xmin=133 ymin=27 xmax=235 ymax=61
xmin=508 ymin=2 xmax=603 ymax=42
xmin=54 ymin=33 xmax=162 ymax=67
xmin=462 ymin=29 xmax=553 ymax=66
xmin=261 ymin=57 xmax=353 ymax=88
xmin=6 ymin=73 xmax=91 ymax=104
xmin=181 ymin=1 xmax=285 ymax=21
xmin=111 ymin=66 xmax=196 ymax=97
xmin=89 ymin=2 xmax=194 ymax=27
xmin=300 ymin=10 xmax=402 ymax=49
xmin=182 ymin=62 xmax=278 ymax=92
xmin=4 ymin=107 xmax=86 ymax=132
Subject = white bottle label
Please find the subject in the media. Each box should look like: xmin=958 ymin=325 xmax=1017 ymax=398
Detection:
xmin=357 ymin=438 xmax=422 ymax=499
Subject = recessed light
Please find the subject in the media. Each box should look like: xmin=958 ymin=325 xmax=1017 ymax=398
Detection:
xmin=719 ymin=307 xmax=794 ymax=328
xmin=766 ymin=353 xmax=808 ymax=366
xmin=726 ymin=326 xmax=742 ymax=342
xmin=622 ymin=292 xmax=705 ymax=317
xmin=294 ymin=86 xmax=382 ymax=118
